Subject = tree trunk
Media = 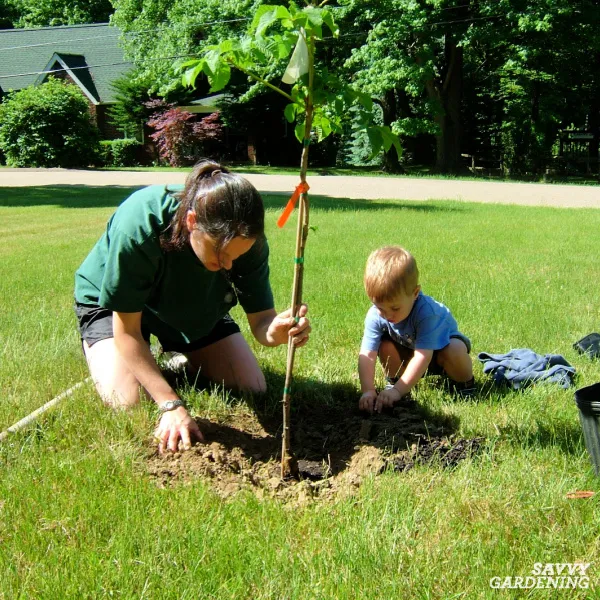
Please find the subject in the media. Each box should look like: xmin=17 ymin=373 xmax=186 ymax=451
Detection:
xmin=434 ymin=37 xmax=463 ymax=173
xmin=530 ymin=79 xmax=548 ymax=174
xmin=420 ymin=36 xmax=463 ymax=174
xmin=247 ymin=134 xmax=257 ymax=165
xmin=589 ymin=53 xmax=600 ymax=174
xmin=379 ymin=90 xmax=404 ymax=173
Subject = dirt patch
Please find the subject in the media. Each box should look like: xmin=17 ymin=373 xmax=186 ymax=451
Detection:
xmin=147 ymin=397 xmax=485 ymax=503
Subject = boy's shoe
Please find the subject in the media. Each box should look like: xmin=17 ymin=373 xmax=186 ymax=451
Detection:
xmin=161 ymin=351 xmax=189 ymax=373
xmin=384 ymin=379 xmax=413 ymax=402
xmin=447 ymin=377 xmax=477 ymax=398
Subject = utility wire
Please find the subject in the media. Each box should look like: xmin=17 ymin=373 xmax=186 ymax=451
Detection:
xmin=0 ymin=12 xmax=505 ymax=75
xmin=321 ymin=13 xmax=504 ymax=39
xmin=1 ymin=12 xmax=506 ymax=53
xmin=0 ymin=55 xmax=198 ymax=80
xmin=428 ymin=14 xmax=503 ymax=26
xmin=0 ymin=18 xmax=249 ymax=52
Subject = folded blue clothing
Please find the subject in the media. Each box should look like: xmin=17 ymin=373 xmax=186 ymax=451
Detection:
xmin=477 ymin=348 xmax=576 ymax=389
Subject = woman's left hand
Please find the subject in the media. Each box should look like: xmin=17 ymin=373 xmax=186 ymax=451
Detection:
xmin=267 ymin=304 xmax=311 ymax=347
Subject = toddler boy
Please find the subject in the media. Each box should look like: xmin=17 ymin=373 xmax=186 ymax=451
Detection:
xmin=358 ymin=246 xmax=474 ymax=413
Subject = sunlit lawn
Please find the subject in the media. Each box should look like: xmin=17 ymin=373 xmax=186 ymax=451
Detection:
xmin=0 ymin=184 xmax=599 ymax=599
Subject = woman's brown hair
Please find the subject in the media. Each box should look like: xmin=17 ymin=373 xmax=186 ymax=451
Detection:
xmin=161 ymin=159 xmax=264 ymax=252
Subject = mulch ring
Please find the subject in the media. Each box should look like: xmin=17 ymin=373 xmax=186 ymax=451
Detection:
xmin=146 ymin=397 xmax=485 ymax=503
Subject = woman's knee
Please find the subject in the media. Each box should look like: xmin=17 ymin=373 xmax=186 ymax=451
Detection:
xmin=97 ymin=376 xmax=142 ymax=408
xmin=235 ymin=368 xmax=267 ymax=395
xmin=84 ymin=339 xmax=142 ymax=408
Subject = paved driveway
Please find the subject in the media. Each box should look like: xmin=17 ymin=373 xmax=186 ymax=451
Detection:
xmin=1 ymin=168 xmax=599 ymax=208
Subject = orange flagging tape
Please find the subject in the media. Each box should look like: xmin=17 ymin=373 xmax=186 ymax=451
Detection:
xmin=277 ymin=182 xmax=310 ymax=228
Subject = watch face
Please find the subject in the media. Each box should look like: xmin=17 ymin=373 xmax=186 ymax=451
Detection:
xmin=160 ymin=400 xmax=182 ymax=412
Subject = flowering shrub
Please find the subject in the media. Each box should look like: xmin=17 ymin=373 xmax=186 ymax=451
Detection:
xmin=146 ymin=100 xmax=224 ymax=167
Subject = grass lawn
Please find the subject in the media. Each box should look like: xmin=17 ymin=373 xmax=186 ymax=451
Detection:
xmin=1 ymin=185 xmax=599 ymax=599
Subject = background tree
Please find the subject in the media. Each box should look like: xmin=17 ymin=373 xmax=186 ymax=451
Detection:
xmin=107 ymin=71 xmax=156 ymax=138
xmin=337 ymin=0 xmax=491 ymax=174
xmin=0 ymin=0 xmax=20 ymax=28
xmin=463 ymin=0 xmax=600 ymax=175
xmin=111 ymin=0 xmax=254 ymax=96
xmin=8 ymin=0 xmax=113 ymax=27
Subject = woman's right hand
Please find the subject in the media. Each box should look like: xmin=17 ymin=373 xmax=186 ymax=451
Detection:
xmin=154 ymin=406 xmax=204 ymax=454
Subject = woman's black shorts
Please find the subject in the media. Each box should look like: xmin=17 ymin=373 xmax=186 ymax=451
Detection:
xmin=74 ymin=302 xmax=240 ymax=353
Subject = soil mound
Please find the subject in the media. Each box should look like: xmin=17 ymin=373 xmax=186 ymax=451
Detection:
xmin=147 ymin=397 xmax=484 ymax=503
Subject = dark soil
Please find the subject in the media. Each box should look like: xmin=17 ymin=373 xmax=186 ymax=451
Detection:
xmin=147 ymin=393 xmax=485 ymax=503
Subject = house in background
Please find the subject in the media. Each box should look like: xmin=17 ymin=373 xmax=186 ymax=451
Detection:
xmin=0 ymin=23 xmax=132 ymax=139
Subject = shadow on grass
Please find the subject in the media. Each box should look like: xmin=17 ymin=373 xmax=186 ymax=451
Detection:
xmin=469 ymin=378 xmax=585 ymax=456
xmin=262 ymin=194 xmax=466 ymax=214
xmin=0 ymin=186 xmax=467 ymax=214
xmin=0 ymin=185 xmax=143 ymax=209
xmin=497 ymin=420 xmax=585 ymax=457
xmin=167 ymin=367 xmax=460 ymax=475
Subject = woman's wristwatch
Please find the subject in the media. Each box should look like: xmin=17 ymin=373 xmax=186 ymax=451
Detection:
xmin=158 ymin=399 xmax=186 ymax=412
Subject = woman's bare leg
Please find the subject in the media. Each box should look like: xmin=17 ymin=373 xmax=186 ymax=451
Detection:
xmin=83 ymin=338 xmax=144 ymax=407
xmin=185 ymin=333 xmax=266 ymax=393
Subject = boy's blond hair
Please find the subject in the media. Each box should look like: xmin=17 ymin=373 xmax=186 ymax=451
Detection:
xmin=364 ymin=246 xmax=419 ymax=302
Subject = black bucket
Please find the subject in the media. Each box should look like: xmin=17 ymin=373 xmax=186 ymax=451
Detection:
xmin=574 ymin=383 xmax=600 ymax=476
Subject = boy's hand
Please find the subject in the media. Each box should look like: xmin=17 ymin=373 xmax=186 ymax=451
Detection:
xmin=375 ymin=387 xmax=403 ymax=413
xmin=359 ymin=390 xmax=377 ymax=413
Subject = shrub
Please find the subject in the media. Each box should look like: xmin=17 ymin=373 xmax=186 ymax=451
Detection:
xmin=99 ymin=139 xmax=141 ymax=167
xmin=146 ymin=100 xmax=224 ymax=167
xmin=0 ymin=77 xmax=100 ymax=168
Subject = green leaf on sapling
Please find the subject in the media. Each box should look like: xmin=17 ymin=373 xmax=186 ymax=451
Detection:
xmin=295 ymin=120 xmax=305 ymax=142
xmin=375 ymin=126 xmax=403 ymax=158
xmin=322 ymin=11 xmax=339 ymax=37
xmin=284 ymin=103 xmax=297 ymax=123
xmin=181 ymin=59 xmax=205 ymax=89
xmin=208 ymin=62 xmax=231 ymax=92
xmin=204 ymin=49 xmax=222 ymax=76
xmin=366 ymin=127 xmax=383 ymax=158
xmin=252 ymin=6 xmax=278 ymax=34
xmin=355 ymin=90 xmax=373 ymax=111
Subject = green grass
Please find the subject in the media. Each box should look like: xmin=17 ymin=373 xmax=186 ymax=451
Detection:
xmin=1 ymin=185 xmax=600 ymax=599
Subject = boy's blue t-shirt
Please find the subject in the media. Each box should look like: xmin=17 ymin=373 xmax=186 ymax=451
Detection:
xmin=360 ymin=292 xmax=468 ymax=353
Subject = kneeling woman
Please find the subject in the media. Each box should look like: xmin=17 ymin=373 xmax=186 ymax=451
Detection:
xmin=74 ymin=159 xmax=310 ymax=453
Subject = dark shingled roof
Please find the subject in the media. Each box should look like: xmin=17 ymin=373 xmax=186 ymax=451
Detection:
xmin=0 ymin=23 xmax=132 ymax=104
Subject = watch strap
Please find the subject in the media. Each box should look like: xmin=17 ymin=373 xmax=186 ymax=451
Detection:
xmin=158 ymin=399 xmax=185 ymax=413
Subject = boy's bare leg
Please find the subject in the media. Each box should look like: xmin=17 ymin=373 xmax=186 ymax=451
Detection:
xmin=378 ymin=339 xmax=413 ymax=380
xmin=435 ymin=338 xmax=473 ymax=383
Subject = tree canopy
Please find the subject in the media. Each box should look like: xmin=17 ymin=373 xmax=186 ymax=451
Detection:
xmin=3 ymin=0 xmax=113 ymax=28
